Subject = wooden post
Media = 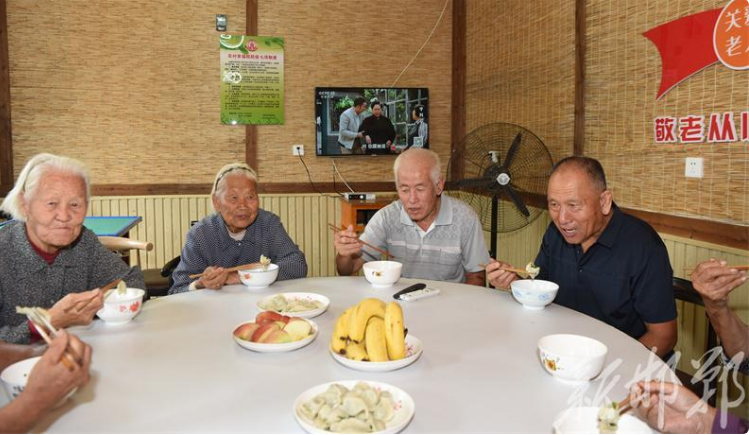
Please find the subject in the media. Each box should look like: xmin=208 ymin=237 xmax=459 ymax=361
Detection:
xmin=0 ymin=0 xmax=13 ymax=196
xmin=450 ymin=0 xmax=466 ymax=181
xmin=245 ymin=0 xmax=258 ymax=171
xmin=573 ymin=0 xmax=586 ymax=156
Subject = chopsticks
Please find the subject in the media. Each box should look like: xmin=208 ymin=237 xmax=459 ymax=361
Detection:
xmin=326 ymin=223 xmax=396 ymax=259
xmin=683 ymin=265 xmax=749 ymax=273
xmin=18 ymin=307 xmax=81 ymax=370
xmin=188 ymin=262 xmax=263 ymax=279
xmin=478 ymin=263 xmax=530 ymax=276
xmin=62 ymin=279 xmax=119 ymax=314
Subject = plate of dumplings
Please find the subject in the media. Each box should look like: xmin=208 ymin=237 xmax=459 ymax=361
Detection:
xmin=293 ymin=380 xmax=415 ymax=434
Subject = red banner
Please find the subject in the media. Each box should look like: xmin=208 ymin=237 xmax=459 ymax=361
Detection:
xmin=643 ymin=9 xmax=722 ymax=100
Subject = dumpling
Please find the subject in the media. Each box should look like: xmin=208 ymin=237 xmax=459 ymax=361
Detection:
xmin=300 ymin=396 xmax=325 ymax=419
xmin=352 ymin=382 xmax=381 ymax=408
xmin=320 ymin=384 xmax=348 ymax=406
xmin=330 ymin=417 xmax=371 ymax=434
xmin=373 ymin=395 xmax=394 ymax=422
xmin=341 ymin=393 xmax=369 ymax=417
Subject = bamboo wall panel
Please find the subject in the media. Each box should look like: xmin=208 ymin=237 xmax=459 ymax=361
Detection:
xmin=465 ymin=1 xmax=576 ymax=162
xmin=6 ymin=0 xmax=453 ymax=187
xmin=585 ymin=0 xmax=749 ymax=225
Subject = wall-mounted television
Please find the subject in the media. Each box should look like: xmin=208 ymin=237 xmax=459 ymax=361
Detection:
xmin=315 ymin=87 xmax=429 ymax=156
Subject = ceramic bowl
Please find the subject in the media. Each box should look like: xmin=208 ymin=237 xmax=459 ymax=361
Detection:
xmin=362 ymin=261 xmax=403 ymax=288
xmin=0 ymin=356 xmax=77 ymax=405
xmin=97 ymin=287 xmax=145 ymax=325
xmin=511 ymin=279 xmax=559 ymax=310
xmin=238 ymin=263 xmax=279 ymax=290
xmin=538 ymin=334 xmax=608 ymax=384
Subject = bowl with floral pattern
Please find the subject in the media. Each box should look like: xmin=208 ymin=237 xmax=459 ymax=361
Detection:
xmin=97 ymin=287 xmax=145 ymax=325
xmin=538 ymin=334 xmax=608 ymax=384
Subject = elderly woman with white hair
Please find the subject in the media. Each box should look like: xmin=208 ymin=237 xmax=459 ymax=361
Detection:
xmin=0 ymin=153 xmax=145 ymax=343
xmin=169 ymin=163 xmax=307 ymax=293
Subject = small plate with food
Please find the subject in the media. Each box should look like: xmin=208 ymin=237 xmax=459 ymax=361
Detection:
xmin=257 ymin=293 xmax=330 ymax=318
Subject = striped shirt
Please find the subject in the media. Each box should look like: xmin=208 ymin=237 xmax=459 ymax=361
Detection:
xmin=169 ymin=211 xmax=307 ymax=294
xmin=360 ymin=195 xmax=490 ymax=283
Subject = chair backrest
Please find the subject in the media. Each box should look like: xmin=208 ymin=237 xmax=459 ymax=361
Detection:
xmin=673 ymin=276 xmax=719 ymax=406
xmin=98 ymin=236 xmax=153 ymax=267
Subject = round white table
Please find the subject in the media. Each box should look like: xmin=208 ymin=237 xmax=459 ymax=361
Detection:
xmin=24 ymin=277 xmax=673 ymax=433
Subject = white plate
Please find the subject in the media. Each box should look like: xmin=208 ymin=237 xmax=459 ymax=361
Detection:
xmin=232 ymin=319 xmax=318 ymax=353
xmin=293 ymin=380 xmax=415 ymax=434
xmin=256 ymin=293 xmax=330 ymax=319
xmin=330 ymin=335 xmax=423 ymax=372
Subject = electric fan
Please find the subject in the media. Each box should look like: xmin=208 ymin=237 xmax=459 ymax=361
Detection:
xmin=445 ymin=122 xmax=553 ymax=257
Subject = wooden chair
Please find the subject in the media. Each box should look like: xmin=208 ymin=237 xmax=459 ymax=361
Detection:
xmin=673 ymin=276 xmax=719 ymax=406
xmin=98 ymin=236 xmax=171 ymax=298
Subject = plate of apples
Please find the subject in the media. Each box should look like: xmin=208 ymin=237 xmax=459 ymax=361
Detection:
xmin=233 ymin=311 xmax=318 ymax=353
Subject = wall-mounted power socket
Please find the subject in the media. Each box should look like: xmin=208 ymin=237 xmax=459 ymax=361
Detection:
xmin=685 ymin=157 xmax=703 ymax=178
xmin=292 ymin=144 xmax=304 ymax=156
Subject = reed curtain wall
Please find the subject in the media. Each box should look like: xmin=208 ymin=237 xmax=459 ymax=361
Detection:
xmin=5 ymin=0 xmax=453 ymax=188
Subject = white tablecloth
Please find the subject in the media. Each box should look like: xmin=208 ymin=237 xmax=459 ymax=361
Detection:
xmin=22 ymin=277 xmax=673 ymax=433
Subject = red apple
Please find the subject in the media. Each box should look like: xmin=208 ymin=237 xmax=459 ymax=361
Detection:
xmin=283 ymin=317 xmax=312 ymax=341
xmin=233 ymin=322 xmax=260 ymax=341
xmin=263 ymin=329 xmax=293 ymax=344
xmin=255 ymin=311 xmax=284 ymax=325
xmin=250 ymin=323 xmax=281 ymax=342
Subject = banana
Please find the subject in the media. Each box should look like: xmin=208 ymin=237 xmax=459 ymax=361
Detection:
xmin=330 ymin=307 xmax=353 ymax=354
xmin=345 ymin=340 xmax=369 ymax=361
xmin=384 ymin=301 xmax=406 ymax=360
xmin=364 ymin=317 xmax=389 ymax=362
xmin=349 ymin=298 xmax=386 ymax=343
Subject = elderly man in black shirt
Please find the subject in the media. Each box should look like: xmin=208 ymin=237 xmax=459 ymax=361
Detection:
xmin=487 ymin=156 xmax=678 ymax=358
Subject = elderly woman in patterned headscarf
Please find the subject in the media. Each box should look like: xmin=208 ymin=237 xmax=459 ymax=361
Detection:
xmin=0 ymin=153 xmax=144 ymax=344
xmin=169 ymin=163 xmax=307 ymax=293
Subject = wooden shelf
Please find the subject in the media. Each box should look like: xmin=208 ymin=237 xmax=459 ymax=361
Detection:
xmin=340 ymin=196 xmax=397 ymax=233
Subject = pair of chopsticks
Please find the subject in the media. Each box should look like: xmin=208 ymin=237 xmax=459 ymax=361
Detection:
xmin=683 ymin=265 xmax=749 ymax=274
xmin=19 ymin=307 xmax=81 ymax=370
xmin=478 ymin=263 xmax=531 ymax=277
xmin=326 ymin=223 xmax=396 ymax=259
xmin=188 ymin=262 xmax=263 ymax=279
xmin=62 ymin=278 xmax=121 ymax=314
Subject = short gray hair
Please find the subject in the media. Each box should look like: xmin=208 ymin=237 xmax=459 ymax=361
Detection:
xmin=0 ymin=153 xmax=91 ymax=221
xmin=551 ymin=156 xmax=607 ymax=192
xmin=211 ymin=163 xmax=258 ymax=196
xmin=393 ymin=148 xmax=442 ymax=186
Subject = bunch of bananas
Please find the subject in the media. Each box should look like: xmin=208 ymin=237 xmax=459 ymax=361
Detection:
xmin=330 ymin=298 xmax=406 ymax=362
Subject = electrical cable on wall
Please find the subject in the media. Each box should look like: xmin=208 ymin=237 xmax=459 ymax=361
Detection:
xmin=391 ymin=0 xmax=450 ymax=87
xmin=332 ymin=159 xmax=355 ymax=193
xmin=298 ymin=154 xmax=343 ymax=198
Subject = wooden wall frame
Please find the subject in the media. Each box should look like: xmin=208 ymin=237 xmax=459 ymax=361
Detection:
xmin=0 ymin=0 xmax=12 ymax=197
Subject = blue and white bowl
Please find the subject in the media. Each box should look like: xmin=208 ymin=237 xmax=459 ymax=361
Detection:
xmin=510 ymin=279 xmax=558 ymax=310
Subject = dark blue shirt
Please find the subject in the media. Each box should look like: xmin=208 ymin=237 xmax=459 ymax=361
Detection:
xmin=535 ymin=204 xmax=677 ymax=339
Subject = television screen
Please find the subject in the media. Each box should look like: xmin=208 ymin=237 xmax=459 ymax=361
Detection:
xmin=315 ymin=87 xmax=429 ymax=156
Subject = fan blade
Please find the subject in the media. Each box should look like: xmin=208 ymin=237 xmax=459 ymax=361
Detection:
xmin=501 ymin=184 xmax=531 ymax=217
xmin=503 ymin=132 xmax=523 ymax=169
xmin=446 ymin=176 xmax=494 ymax=190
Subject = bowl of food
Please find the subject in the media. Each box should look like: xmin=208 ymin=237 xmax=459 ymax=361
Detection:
xmin=257 ymin=293 xmax=329 ymax=318
xmin=294 ymin=380 xmax=415 ymax=434
xmin=537 ymin=334 xmax=608 ymax=384
xmin=233 ymin=311 xmax=318 ymax=353
xmin=510 ymin=279 xmax=558 ymax=310
xmin=553 ymin=406 xmax=652 ymax=434
xmin=362 ymin=261 xmax=403 ymax=288
xmin=0 ymin=356 xmax=77 ymax=405
xmin=238 ymin=263 xmax=279 ymax=290
xmin=97 ymin=287 xmax=145 ymax=325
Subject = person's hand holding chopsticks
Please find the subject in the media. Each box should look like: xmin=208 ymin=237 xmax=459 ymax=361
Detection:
xmin=485 ymin=259 xmax=521 ymax=290
xmin=22 ymin=330 xmax=91 ymax=411
xmin=47 ymin=289 xmax=104 ymax=329
xmin=333 ymin=224 xmax=364 ymax=258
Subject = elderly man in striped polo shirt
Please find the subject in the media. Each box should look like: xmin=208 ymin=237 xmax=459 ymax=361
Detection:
xmin=334 ymin=148 xmax=489 ymax=285
xmin=169 ymin=163 xmax=307 ymax=293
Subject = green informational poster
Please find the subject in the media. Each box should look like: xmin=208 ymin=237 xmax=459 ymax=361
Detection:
xmin=220 ymin=35 xmax=284 ymax=125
